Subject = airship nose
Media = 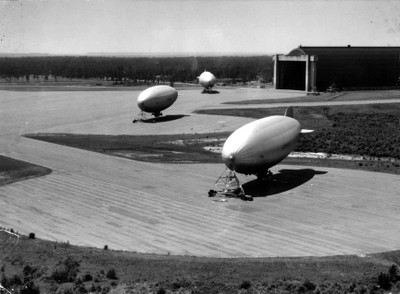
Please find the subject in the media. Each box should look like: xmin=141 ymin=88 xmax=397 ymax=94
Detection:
xmin=137 ymin=101 xmax=145 ymax=110
xmin=224 ymin=155 xmax=236 ymax=170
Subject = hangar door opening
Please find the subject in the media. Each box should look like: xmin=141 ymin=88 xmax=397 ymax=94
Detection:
xmin=280 ymin=61 xmax=306 ymax=90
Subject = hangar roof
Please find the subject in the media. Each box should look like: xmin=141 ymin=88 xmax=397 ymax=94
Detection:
xmin=288 ymin=46 xmax=400 ymax=57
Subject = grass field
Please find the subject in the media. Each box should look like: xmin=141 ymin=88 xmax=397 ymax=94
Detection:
xmin=0 ymin=155 xmax=52 ymax=186
xmin=223 ymin=90 xmax=400 ymax=104
xmin=26 ymin=103 xmax=400 ymax=175
xmin=1 ymin=231 xmax=400 ymax=293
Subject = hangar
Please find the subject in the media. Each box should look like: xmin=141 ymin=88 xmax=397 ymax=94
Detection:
xmin=273 ymin=46 xmax=400 ymax=92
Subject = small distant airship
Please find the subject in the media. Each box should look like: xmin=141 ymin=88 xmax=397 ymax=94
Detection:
xmin=198 ymin=70 xmax=216 ymax=93
xmin=136 ymin=85 xmax=178 ymax=118
xmin=210 ymin=107 xmax=313 ymax=200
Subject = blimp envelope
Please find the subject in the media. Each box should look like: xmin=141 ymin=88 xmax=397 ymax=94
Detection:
xmin=137 ymin=85 xmax=178 ymax=114
xmin=199 ymin=71 xmax=216 ymax=88
xmin=222 ymin=116 xmax=301 ymax=174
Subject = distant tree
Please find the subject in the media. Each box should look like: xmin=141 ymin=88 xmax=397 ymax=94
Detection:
xmin=0 ymin=55 xmax=274 ymax=83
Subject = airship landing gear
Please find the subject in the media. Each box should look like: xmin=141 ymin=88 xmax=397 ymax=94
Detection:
xmin=132 ymin=111 xmax=163 ymax=123
xmin=132 ymin=111 xmax=149 ymax=123
xmin=208 ymin=168 xmax=253 ymax=201
xmin=201 ymin=88 xmax=219 ymax=94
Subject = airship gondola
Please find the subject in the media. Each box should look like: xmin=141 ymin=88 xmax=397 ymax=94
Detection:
xmin=209 ymin=107 xmax=313 ymax=200
xmin=134 ymin=85 xmax=178 ymax=121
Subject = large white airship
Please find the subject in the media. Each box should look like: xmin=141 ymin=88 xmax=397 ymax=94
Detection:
xmin=198 ymin=70 xmax=216 ymax=92
xmin=222 ymin=107 xmax=311 ymax=177
xmin=210 ymin=107 xmax=313 ymax=200
xmin=136 ymin=85 xmax=178 ymax=118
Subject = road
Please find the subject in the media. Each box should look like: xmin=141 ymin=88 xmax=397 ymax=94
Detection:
xmin=1 ymin=87 xmax=399 ymax=257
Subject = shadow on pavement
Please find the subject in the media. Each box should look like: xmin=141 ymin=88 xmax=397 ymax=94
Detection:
xmin=135 ymin=114 xmax=189 ymax=123
xmin=242 ymin=168 xmax=327 ymax=197
xmin=201 ymin=89 xmax=220 ymax=94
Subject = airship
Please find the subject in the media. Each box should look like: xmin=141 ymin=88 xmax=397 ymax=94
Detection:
xmin=136 ymin=85 xmax=178 ymax=118
xmin=209 ymin=107 xmax=312 ymax=200
xmin=198 ymin=70 xmax=216 ymax=92
xmin=222 ymin=107 xmax=312 ymax=178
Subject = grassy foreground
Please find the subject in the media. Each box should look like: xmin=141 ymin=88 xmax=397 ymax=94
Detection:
xmin=1 ymin=231 xmax=400 ymax=293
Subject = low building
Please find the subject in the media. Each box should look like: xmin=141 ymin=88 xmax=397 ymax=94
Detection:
xmin=274 ymin=46 xmax=400 ymax=92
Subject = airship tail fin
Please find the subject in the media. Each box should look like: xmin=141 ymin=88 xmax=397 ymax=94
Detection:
xmin=284 ymin=106 xmax=294 ymax=118
xmin=283 ymin=106 xmax=313 ymax=133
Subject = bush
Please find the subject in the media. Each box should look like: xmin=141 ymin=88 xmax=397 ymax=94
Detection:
xmin=73 ymin=279 xmax=88 ymax=294
xmin=50 ymin=256 xmax=80 ymax=283
xmin=10 ymin=274 xmax=23 ymax=286
xmin=239 ymin=280 xmax=251 ymax=289
xmin=82 ymin=271 xmax=93 ymax=282
xmin=28 ymin=232 xmax=35 ymax=239
xmin=21 ymin=281 xmax=40 ymax=294
xmin=171 ymin=280 xmax=181 ymax=290
xmin=156 ymin=287 xmax=166 ymax=294
xmin=378 ymin=272 xmax=391 ymax=290
xmin=50 ymin=267 xmax=71 ymax=283
xmin=389 ymin=264 xmax=400 ymax=282
xmin=110 ymin=281 xmax=118 ymax=287
xmin=106 ymin=268 xmax=117 ymax=280
xmin=302 ymin=279 xmax=316 ymax=291
xmin=23 ymin=265 xmax=33 ymax=276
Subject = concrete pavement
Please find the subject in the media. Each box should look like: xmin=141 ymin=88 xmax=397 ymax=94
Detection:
xmin=1 ymin=87 xmax=399 ymax=257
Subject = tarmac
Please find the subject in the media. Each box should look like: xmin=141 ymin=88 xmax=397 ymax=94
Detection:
xmin=1 ymin=86 xmax=400 ymax=257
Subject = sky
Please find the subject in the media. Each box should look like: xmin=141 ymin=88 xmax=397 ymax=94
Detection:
xmin=0 ymin=0 xmax=399 ymax=55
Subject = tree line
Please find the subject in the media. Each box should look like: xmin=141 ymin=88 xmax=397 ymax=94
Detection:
xmin=0 ymin=55 xmax=274 ymax=84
